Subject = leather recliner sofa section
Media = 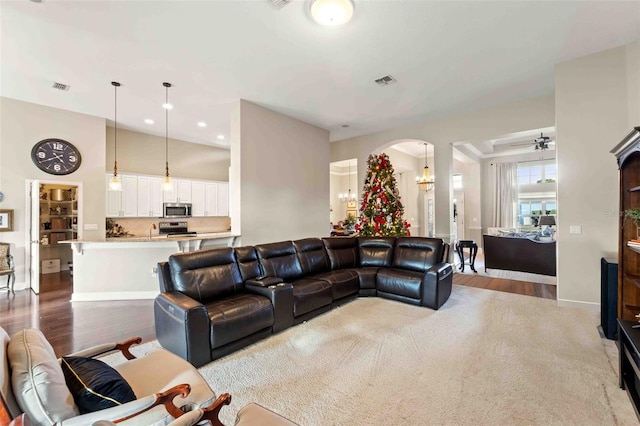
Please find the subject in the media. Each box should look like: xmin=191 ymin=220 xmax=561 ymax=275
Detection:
xmin=155 ymin=236 xmax=453 ymax=367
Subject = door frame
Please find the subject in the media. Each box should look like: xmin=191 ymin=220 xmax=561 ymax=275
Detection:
xmin=24 ymin=179 xmax=83 ymax=293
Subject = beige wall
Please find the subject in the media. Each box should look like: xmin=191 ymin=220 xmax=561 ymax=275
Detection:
xmin=331 ymin=95 xmax=555 ymax=242
xmin=232 ymin=100 xmax=330 ymax=246
xmin=0 ymin=97 xmax=106 ymax=286
xmin=106 ymin=128 xmax=230 ymax=181
xmin=453 ymin=159 xmax=482 ymax=243
xmin=555 ymin=41 xmax=640 ymax=310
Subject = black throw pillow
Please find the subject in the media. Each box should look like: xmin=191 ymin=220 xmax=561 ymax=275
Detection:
xmin=61 ymin=356 xmax=137 ymax=414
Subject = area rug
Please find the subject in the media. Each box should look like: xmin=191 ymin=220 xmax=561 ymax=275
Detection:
xmin=116 ymin=286 xmax=634 ymax=425
xmin=455 ymin=250 xmax=557 ymax=286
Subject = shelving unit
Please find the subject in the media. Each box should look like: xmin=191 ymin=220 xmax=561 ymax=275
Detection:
xmin=38 ymin=185 xmax=78 ymax=274
xmin=612 ymin=127 xmax=640 ymax=321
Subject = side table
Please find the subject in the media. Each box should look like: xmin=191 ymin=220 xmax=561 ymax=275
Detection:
xmin=455 ymin=240 xmax=478 ymax=273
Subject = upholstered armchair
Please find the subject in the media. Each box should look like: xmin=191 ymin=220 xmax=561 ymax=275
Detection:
xmin=0 ymin=327 xmax=228 ymax=425
xmin=0 ymin=243 xmax=15 ymax=294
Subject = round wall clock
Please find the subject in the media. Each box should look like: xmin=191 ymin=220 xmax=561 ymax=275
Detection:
xmin=31 ymin=139 xmax=82 ymax=175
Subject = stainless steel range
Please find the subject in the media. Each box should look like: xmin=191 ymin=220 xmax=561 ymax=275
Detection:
xmin=158 ymin=221 xmax=197 ymax=237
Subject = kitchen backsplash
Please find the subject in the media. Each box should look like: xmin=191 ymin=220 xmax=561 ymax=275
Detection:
xmin=108 ymin=217 xmax=231 ymax=237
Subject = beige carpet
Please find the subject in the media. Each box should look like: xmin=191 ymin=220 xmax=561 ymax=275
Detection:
xmin=117 ymin=286 xmax=634 ymax=425
xmin=456 ymin=250 xmax=557 ymax=286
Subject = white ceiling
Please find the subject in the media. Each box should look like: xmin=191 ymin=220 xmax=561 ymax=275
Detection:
xmin=2 ymin=1 xmax=638 ymax=152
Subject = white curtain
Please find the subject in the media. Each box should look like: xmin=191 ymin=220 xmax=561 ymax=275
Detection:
xmin=493 ymin=162 xmax=518 ymax=228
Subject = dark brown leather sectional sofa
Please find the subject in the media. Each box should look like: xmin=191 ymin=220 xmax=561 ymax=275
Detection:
xmin=154 ymin=236 xmax=453 ymax=367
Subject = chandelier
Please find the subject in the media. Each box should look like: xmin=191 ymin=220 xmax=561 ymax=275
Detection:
xmin=416 ymin=143 xmax=434 ymax=192
xmin=339 ymin=161 xmax=357 ymax=203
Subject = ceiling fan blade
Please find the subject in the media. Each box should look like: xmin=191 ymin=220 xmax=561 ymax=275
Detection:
xmin=509 ymin=141 xmax=535 ymax=146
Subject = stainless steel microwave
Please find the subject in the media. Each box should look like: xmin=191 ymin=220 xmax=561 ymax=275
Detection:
xmin=163 ymin=203 xmax=192 ymax=218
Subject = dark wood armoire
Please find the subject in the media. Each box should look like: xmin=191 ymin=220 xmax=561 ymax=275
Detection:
xmin=611 ymin=127 xmax=640 ymax=321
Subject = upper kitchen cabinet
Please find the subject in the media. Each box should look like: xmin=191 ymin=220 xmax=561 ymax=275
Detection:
xmin=163 ymin=179 xmax=192 ymax=204
xmin=105 ymin=174 xmax=138 ymax=217
xmin=137 ymin=175 xmax=163 ymax=217
xmin=192 ymin=181 xmax=229 ymax=217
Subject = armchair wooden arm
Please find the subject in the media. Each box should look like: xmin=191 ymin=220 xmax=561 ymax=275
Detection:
xmin=65 ymin=337 xmax=142 ymax=359
xmin=114 ymin=384 xmax=191 ymax=423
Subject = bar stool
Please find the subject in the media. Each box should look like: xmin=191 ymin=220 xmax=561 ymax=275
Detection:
xmin=455 ymin=240 xmax=478 ymax=273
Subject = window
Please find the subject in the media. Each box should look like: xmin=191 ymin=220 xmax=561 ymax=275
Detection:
xmin=518 ymin=166 xmax=542 ymax=185
xmin=517 ymin=200 xmax=556 ymax=226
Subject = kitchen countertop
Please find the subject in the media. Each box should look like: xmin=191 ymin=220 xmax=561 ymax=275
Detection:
xmin=105 ymin=231 xmax=237 ymax=242
xmin=61 ymin=232 xmax=239 ymax=254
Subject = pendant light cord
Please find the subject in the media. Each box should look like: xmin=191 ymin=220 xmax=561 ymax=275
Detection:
xmin=111 ymin=81 xmax=120 ymax=177
xmin=164 ymin=82 xmax=170 ymax=177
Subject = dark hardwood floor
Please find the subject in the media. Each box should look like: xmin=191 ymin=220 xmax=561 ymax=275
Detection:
xmin=0 ymin=272 xmax=155 ymax=356
xmin=0 ymin=270 xmax=555 ymax=357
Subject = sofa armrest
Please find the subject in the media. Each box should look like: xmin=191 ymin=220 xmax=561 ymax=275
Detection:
xmin=154 ymin=292 xmax=211 ymax=367
xmin=245 ymin=277 xmax=284 ymax=287
xmin=421 ymin=262 xmax=453 ymax=310
xmin=59 ymin=384 xmax=192 ymax=425
xmin=245 ymin=283 xmax=294 ymax=333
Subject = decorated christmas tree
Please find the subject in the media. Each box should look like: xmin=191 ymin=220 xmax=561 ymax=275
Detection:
xmin=356 ymin=153 xmax=411 ymax=236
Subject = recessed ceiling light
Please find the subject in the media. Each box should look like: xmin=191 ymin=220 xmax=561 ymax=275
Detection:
xmin=162 ymin=103 xmax=173 ymax=110
xmin=217 ymin=135 xmax=225 ymax=140
xmin=310 ymin=0 xmax=354 ymax=26
xmin=198 ymin=122 xmax=207 ymax=128
xmin=144 ymin=119 xmax=154 ymax=125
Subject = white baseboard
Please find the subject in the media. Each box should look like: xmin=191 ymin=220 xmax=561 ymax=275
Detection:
xmin=71 ymin=291 xmax=158 ymax=302
xmin=557 ymin=298 xmax=600 ymax=312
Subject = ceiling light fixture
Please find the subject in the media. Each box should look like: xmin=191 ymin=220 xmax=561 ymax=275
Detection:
xmin=198 ymin=122 xmax=207 ymax=128
xmin=217 ymin=135 xmax=225 ymax=140
xmin=416 ymin=143 xmax=434 ymax=192
xmin=144 ymin=119 xmax=154 ymax=125
xmin=108 ymin=81 xmax=122 ymax=191
xmin=339 ymin=161 xmax=357 ymax=203
xmin=310 ymin=0 xmax=354 ymax=26
xmin=162 ymin=82 xmax=173 ymax=192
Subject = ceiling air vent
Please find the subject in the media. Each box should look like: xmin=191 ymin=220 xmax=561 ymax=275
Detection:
xmin=269 ymin=0 xmax=292 ymax=8
xmin=52 ymin=82 xmax=70 ymax=91
xmin=374 ymin=75 xmax=397 ymax=86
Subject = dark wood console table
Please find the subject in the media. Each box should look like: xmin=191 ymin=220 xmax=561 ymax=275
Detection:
xmin=618 ymin=318 xmax=640 ymax=419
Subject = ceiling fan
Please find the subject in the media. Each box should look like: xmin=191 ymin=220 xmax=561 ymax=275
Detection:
xmin=509 ymin=132 xmax=553 ymax=151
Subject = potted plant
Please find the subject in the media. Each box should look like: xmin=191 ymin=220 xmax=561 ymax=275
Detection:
xmin=344 ymin=213 xmax=357 ymax=231
xmin=625 ymin=208 xmax=640 ymax=239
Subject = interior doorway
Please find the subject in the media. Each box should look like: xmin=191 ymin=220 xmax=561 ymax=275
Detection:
xmin=27 ymin=180 xmax=81 ymax=294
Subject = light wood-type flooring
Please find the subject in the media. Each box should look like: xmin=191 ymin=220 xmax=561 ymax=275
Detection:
xmin=0 ymin=270 xmax=555 ymax=357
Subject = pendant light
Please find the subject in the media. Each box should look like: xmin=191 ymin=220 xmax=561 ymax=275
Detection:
xmin=339 ymin=161 xmax=357 ymax=202
xmin=108 ymin=81 xmax=122 ymax=191
xmin=416 ymin=143 xmax=434 ymax=192
xmin=162 ymin=82 xmax=173 ymax=192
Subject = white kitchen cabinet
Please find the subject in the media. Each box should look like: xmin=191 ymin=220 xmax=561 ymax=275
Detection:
xmin=204 ymin=182 xmax=218 ymax=217
xmin=191 ymin=181 xmax=206 ymax=217
xmin=137 ymin=176 xmax=164 ymax=217
xmin=216 ymin=182 xmax=229 ymax=216
xmin=105 ymin=174 xmax=138 ymax=217
xmin=106 ymin=173 xmax=227 ymax=217
xmin=163 ymin=178 xmax=192 ymax=204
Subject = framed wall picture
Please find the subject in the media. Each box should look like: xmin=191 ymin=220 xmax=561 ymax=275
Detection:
xmin=0 ymin=210 xmax=13 ymax=232
xmin=347 ymin=209 xmax=358 ymax=218
xmin=347 ymin=200 xmax=357 ymax=209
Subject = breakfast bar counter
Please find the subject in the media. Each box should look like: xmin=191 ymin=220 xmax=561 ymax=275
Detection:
xmin=62 ymin=232 xmax=240 ymax=302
